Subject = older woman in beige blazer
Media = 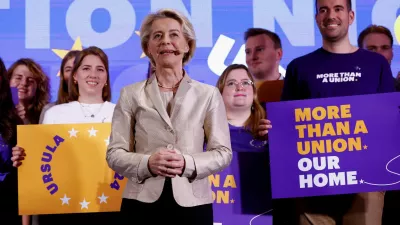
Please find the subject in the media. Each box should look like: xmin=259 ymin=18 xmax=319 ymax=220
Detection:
xmin=106 ymin=8 xmax=232 ymax=225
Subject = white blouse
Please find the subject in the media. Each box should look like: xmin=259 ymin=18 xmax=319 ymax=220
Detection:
xmin=41 ymin=101 xmax=115 ymax=124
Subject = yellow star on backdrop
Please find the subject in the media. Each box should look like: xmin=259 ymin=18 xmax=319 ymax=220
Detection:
xmin=135 ymin=31 xmax=147 ymax=58
xmin=394 ymin=15 xmax=400 ymax=45
xmin=51 ymin=37 xmax=83 ymax=76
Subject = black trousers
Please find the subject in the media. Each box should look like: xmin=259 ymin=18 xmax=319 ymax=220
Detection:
xmin=382 ymin=190 xmax=400 ymax=225
xmin=0 ymin=172 xmax=22 ymax=225
xmin=38 ymin=211 xmax=124 ymax=225
xmin=121 ymin=178 xmax=213 ymax=225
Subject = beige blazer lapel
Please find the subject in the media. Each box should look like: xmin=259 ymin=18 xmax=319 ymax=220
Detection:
xmin=146 ymin=75 xmax=173 ymax=128
xmin=170 ymin=73 xmax=192 ymax=122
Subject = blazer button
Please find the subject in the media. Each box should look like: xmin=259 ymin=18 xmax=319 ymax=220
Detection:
xmin=165 ymin=126 xmax=174 ymax=134
xmin=167 ymin=144 xmax=174 ymax=150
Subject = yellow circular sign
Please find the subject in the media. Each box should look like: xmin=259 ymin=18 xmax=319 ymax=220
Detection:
xmin=395 ymin=15 xmax=400 ymax=44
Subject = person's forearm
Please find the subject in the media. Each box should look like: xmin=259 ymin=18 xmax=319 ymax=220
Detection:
xmin=22 ymin=215 xmax=30 ymax=225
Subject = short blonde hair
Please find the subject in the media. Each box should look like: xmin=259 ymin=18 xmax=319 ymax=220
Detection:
xmin=140 ymin=8 xmax=196 ymax=66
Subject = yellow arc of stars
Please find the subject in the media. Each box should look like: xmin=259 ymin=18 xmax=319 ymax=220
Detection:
xmin=135 ymin=31 xmax=147 ymax=58
xmin=51 ymin=37 xmax=83 ymax=76
xmin=395 ymin=15 xmax=400 ymax=45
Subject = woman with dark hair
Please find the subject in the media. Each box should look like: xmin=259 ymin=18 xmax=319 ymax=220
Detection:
xmin=0 ymin=57 xmax=24 ymax=225
xmin=8 ymin=58 xmax=51 ymax=125
xmin=56 ymin=50 xmax=81 ymax=104
xmin=41 ymin=47 xmax=114 ymax=124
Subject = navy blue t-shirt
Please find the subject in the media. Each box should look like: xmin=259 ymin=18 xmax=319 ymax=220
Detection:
xmin=226 ymin=124 xmax=272 ymax=215
xmin=281 ymin=48 xmax=395 ymax=100
xmin=275 ymin=48 xmax=395 ymax=223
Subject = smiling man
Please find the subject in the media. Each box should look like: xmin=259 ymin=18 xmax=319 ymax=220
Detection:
xmin=278 ymin=0 xmax=395 ymax=224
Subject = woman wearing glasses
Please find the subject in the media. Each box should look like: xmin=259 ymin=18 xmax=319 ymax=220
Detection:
xmin=215 ymin=64 xmax=273 ymax=224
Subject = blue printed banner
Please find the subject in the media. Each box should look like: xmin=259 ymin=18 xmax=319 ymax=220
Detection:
xmin=266 ymin=92 xmax=400 ymax=199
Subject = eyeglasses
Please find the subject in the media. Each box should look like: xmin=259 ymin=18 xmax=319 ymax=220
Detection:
xmin=225 ymin=80 xmax=254 ymax=89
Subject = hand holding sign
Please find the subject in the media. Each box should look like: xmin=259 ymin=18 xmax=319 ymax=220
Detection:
xmin=258 ymin=119 xmax=272 ymax=137
xmin=17 ymin=123 xmax=127 ymax=215
xmin=11 ymin=87 xmax=19 ymax=106
xmin=267 ymin=92 xmax=400 ymax=199
xmin=11 ymin=146 xmax=26 ymax=168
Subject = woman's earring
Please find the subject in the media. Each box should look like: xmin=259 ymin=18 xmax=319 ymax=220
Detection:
xmin=74 ymin=80 xmax=77 ymax=84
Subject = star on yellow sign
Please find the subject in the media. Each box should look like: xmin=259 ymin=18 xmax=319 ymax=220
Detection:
xmin=17 ymin=123 xmax=127 ymax=215
xmin=51 ymin=37 xmax=84 ymax=76
xmin=394 ymin=15 xmax=400 ymax=45
xmin=135 ymin=31 xmax=147 ymax=58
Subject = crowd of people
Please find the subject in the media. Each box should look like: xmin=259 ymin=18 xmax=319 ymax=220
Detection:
xmin=1 ymin=0 xmax=400 ymax=224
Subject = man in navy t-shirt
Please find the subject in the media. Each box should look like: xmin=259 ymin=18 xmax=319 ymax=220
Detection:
xmin=277 ymin=0 xmax=395 ymax=225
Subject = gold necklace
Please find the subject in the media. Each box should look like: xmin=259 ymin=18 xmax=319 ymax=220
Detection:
xmin=157 ymin=82 xmax=180 ymax=89
xmin=157 ymin=76 xmax=183 ymax=89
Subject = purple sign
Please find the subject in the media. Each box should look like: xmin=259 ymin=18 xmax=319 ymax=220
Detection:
xmin=11 ymin=87 xmax=19 ymax=106
xmin=266 ymin=92 xmax=400 ymax=199
xmin=212 ymin=151 xmax=272 ymax=225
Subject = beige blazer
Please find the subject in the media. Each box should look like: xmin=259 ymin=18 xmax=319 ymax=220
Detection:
xmin=106 ymin=74 xmax=232 ymax=207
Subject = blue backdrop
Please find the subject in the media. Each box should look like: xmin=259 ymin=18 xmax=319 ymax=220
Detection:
xmin=0 ymin=0 xmax=399 ymax=103
xmin=0 ymin=1 xmax=399 ymax=224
